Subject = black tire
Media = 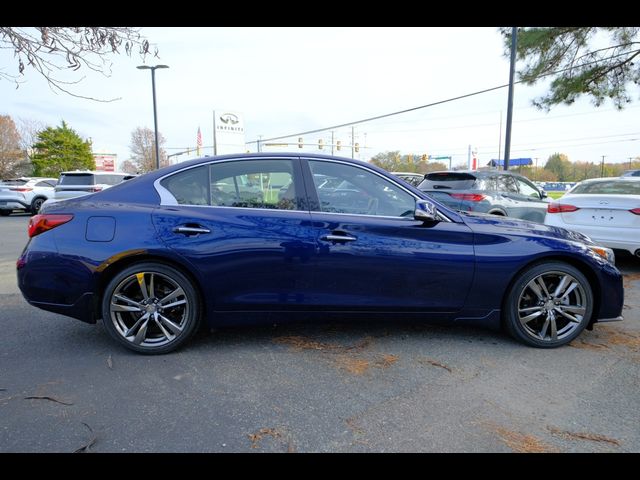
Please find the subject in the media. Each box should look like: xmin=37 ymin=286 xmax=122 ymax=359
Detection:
xmin=101 ymin=262 xmax=201 ymax=354
xmin=0 ymin=210 xmax=10 ymax=216
xmin=503 ymin=261 xmax=593 ymax=348
xmin=31 ymin=197 xmax=45 ymax=215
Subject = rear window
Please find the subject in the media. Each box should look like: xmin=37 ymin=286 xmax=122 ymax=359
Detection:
xmin=59 ymin=174 xmax=95 ymax=186
xmin=571 ymin=180 xmax=640 ymax=195
xmin=420 ymin=172 xmax=477 ymax=190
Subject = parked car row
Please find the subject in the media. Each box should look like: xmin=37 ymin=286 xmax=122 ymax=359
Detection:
xmin=389 ymin=168 xmax=640 ymax=259
xmin=1 ymin=171 xmax=135 ymax=216
xmin=0 ymin=177 xmax=58 ymax=216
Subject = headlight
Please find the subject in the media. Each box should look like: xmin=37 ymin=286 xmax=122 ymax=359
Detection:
xmin=588 ymin=245 xmax=615 ymax=265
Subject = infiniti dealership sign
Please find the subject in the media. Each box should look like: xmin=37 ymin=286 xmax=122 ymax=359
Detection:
xmin=214 ymin=110 xmax=245 ymax=155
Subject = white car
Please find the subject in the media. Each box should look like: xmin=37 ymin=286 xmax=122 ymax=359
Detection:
xmin=544 ymin=177 xmax=640 ymax=257
xmin=0 ymin=177 xmax=58 ymax=215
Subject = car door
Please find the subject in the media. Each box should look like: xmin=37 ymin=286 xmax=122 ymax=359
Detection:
xmin=304 ymin=158 xmax=475 ymax=312
xmin=511 ymin=176 xmax=548 ymax=223
xmin=152 ymin=157 xmax=317 ymax=310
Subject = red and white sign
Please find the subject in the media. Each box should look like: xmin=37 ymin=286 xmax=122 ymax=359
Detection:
xmin=93 ymin=153 xmax=117 ymax=172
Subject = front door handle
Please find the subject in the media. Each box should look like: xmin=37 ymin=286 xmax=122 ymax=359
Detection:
xmin=320 ymin=234 xmax=357 ymax=243
xmin=173 ymin=226 xmax=211 ymax=235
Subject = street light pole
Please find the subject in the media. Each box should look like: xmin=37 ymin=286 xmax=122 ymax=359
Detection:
xmin=503 ymin=27 xmax=518 ymax=171
xmin=137 ymin=65 xmax=169 ymax=170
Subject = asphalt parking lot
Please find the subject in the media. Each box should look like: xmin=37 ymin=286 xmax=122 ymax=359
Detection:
xmin=1 ymin=213 xmax=639 ymax=452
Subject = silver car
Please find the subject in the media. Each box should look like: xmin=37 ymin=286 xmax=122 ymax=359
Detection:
xmin=53 ymin=171 xmax=136 ymax=201
xmin=0 ymin=177 xmax=58 ymax=215
xmin=418 ymin=170 xmax=549 ymax=223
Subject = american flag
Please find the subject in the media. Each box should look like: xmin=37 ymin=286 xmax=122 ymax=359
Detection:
xmin=196 ymin=127 xmax=202 ymax=156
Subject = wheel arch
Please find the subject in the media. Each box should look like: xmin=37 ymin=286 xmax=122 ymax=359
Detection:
xmin=93 ymin=253 xmax=206 ymax=323
xmin=500 ymin=254 xmax=601 ymax=330
xmin=487 ymin=208 xmax=507 ymax=216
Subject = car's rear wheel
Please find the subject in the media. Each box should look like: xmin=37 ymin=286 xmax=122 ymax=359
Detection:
xmin=30 ymin=197 xmax=45 ymax=215
xmin=101 ymin=262 xmax=201 ymax=354
xmin=503 ymin=262 xmax=593 ymax=348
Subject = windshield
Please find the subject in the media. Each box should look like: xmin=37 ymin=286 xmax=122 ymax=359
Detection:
xmin=59 ymin=174 xmax=94 ymax=185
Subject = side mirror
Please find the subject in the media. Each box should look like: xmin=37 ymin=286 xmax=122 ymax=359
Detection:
xmin=540 ymin=189 xmax=548 ymax=199
xmin=414 ymin=199 xmax=438 ymax=222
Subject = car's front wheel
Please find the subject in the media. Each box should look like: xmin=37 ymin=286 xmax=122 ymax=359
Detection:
xmin=503 ymin=261 xmax=593 ymax=348
xmin=101 ymin=262 xmax=201 ymax=354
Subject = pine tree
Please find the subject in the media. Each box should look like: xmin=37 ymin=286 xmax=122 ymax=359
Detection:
xmin=31 ymin=121 xmax=95 ymax=177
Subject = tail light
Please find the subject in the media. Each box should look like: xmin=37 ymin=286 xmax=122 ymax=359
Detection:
xmin=547 ymin=203 xmax=580 ymax=214
xmin=28 ymin=214 xmax=74 ymax=238
xmin=630 ymin=208 xmax=640 ymax=215
xmin=10 ymin=187 xmax=33 ymax=192
xmin=450 ymin=193 xmax=486 ymax=202
xmin=89 ymin=186 xmax=103 ymax=192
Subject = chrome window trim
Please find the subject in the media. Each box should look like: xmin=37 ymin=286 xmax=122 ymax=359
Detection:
xmin=304 ymin=157 xmax=452 ymax=223
xmin=153 ymin=156 xmax=452 ymax=222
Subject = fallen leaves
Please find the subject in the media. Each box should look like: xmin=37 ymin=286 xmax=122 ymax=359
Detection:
xmin=416 ymin=357 xmax=452 ymax=373
xmin=274 ymin=335 xmax=398 ymax=376
xmin=247 ymin=427 xmax=285 ymax=450
xmin=547 ymin=426 xmax=620 ymax=447
xmin=481 ymin=422 xmax=557 ymax=453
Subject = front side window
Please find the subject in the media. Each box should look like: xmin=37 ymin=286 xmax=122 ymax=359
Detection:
xmin=516 ymin=177 xmax=541 ymax=199
xmin=308 ymin=160 xmax=415 ymax=217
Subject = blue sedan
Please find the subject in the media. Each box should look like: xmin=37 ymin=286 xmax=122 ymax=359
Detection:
xmin=17 ymin=153 xmax=624 ymax=354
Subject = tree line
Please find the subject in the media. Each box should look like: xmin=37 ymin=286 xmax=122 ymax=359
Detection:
xmin=0 ymin=114 xmax=168 ymax=179
xmin=369 ymin=150 xmax=640 ymax=182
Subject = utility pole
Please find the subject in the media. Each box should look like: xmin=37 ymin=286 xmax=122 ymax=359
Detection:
xmin=498 ymin=111 xmax=502 ymax=164
xmin=257 ymin=135 xmax=263 ymax=153
xmin=534 ymin=157 xmax=539 ymax=180
xmin=601 ymin=155 xmax=606 ymax=177
xmin=331 ymin=131 xmax=335 ymax=156
xmin=351 ymin=126 xmax=355 ymax=159
xmin=503 ymin=27 xmax=518 ymax=171
xmin=629 ymin=157 xmax=634 ymax=169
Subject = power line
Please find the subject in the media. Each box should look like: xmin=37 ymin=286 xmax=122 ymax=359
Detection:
xmin=247 ymin=49 xmax=640 ymax=146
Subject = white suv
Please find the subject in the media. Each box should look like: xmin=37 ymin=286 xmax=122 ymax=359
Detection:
xmin=0 ymin=177 xmax=58 ymax=215
xmin=53 ymin=171 xmax=136 ymax=201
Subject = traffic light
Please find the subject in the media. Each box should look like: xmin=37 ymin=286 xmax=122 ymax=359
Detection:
xmin=298 ymin=137 xmax=303 ymax=148
xmin=318 ymin=139 xmax=324 ymax=150
xmin=336 ymin=140 xmax=341 ymax=151
xmin=354 ymin=142 xmax=359 ymax=153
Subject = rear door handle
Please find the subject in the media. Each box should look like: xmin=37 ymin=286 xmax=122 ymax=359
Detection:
xmin=173 ymin=226 xmax=211 ymax=235
xmin=320 ymin=234 xmax=357 ymax=243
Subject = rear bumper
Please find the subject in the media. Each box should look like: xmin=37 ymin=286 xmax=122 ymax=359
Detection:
xmin=23 ymin=293 xmax=97 ymax=324
xmin=0 ymin=198 xmax=29 ymax=210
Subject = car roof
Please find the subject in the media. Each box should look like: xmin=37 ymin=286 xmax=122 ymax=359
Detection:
xmin=59 ymin=170 xmax=131 ymax=175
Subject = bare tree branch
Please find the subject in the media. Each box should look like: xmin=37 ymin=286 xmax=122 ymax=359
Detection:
xmin=0 ymin=27 xmax=158 ymax=102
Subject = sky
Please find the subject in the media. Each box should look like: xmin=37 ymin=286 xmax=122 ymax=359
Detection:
xmin=1 ymin=27 xmax=639 ymax=171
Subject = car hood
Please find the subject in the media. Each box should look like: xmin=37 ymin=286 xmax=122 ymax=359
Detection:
xmin=459 ymin=211 xmax=595 ymax=245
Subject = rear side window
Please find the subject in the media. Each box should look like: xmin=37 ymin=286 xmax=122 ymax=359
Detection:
xmin=59 ymin=174 xmax=94 ymax=185
xmin=210 ymin=159 xmax=297 ymax=210
xmin=160 ymin=166 xmax=210 ymax=205
xmin=420 ymin=172 xmax=477 ymax=190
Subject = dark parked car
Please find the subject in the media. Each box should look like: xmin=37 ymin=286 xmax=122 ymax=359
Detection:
xmin=418 ymin=170 xmax=549 ymax=223
xmin=18 ymin=153 xmax=623 ymax=354
xmin=621 ymin=169 xmax=640 ymax=177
